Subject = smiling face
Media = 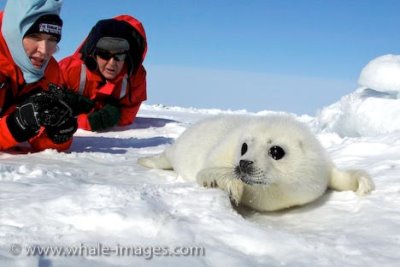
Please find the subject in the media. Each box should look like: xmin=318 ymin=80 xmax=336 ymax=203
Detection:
xmin=22 ymin=33 xmax=58 ymax=69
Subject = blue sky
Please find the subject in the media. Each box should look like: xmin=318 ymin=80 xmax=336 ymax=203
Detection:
xmin=2 ymin=0 xmax=400 ymax=115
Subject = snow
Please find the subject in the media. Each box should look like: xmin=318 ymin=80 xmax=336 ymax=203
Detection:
xmin=1 ymin=55 xmax=400 ymax=267
xmin=358 ymin=54 xmax=400 ymax=96
xmin=315 ymin=54 xmax=400 ymax=137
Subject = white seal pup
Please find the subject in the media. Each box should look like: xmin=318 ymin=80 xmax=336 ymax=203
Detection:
xmin=138 ymin=114 xmax=374 ymax=212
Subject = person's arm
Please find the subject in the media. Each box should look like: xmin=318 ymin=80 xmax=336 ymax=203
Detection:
xmin=118 ymin=65 xmax=147 ymax=126
xmin=75 ymin=101 xmax=142 ymax=130
xmin=58 ymin=56 xmax=82 ymax=94
xmin=118 ymin=101 xmax=142 ymax=126
xmin=0 ymin=116 xmax=19 ymax=150
xmin=0 ymin=73 xmax=19 ymax=150
xmin=29 ymin=129 xmax=73 ymax=152
xmin=1 ymin=90 xmax=81 ymax=151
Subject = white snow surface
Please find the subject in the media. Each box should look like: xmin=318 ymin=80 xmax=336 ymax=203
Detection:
xmin=358 ymin=54 xmax=400 ymax=96
xmin=1 ymin=55 xmax=400 ymax=266
xmin=1 ymin=103 xmax=399 ymax=267
xmin=316 ymin=54 xmax=400 ymax=137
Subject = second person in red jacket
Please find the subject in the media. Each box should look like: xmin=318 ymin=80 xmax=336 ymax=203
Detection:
xmin=60 ymin=15 xmax=147 ymax=132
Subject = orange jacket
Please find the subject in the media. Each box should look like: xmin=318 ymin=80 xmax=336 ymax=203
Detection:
xmin=0 ymin=12 xmax=71 ymax=152
xmin=59 ymin=15 xmax=147 ymax=130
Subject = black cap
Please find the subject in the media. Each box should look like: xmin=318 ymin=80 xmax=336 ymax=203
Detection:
xmin=24 ymin=14 xmax=63 ymax=42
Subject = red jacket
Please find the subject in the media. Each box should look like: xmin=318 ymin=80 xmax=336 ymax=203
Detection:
xmin=59 ymin=15 xmax=147 ymax=130
xmin=0 ymin=12 xmax=71 ymax=152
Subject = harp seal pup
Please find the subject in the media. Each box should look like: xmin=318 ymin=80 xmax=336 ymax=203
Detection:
xmin=138 ymin=114 xmax=374 ymax=212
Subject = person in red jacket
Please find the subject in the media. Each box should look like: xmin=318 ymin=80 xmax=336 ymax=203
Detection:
xmin=60 ymin=15 xmax=148 ymax=132
xmin=0 ymin=0 xmax=83 ymax=152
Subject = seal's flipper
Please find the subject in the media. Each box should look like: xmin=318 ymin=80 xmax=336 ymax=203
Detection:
xmin=196 ymin=167 xmax=244 ymax=206
xmin=138 ymin=152 xmax=173 ymax=170
xmin=329 ymin=167 xmax=374 ymax=195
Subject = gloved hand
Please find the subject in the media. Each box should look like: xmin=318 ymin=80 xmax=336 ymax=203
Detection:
xmin=88 ymin=104 xmax=120 ymax=132
xmin=47 ymin=83 xmax=95 ymax=116
xmin=46 ymin=116 xmax=78 ymax=144
xmin=6 ymin=92 xmax=73 ymax=142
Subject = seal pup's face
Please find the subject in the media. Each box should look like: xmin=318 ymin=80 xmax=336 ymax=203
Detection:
xmin=234 ymin=139 xmax=286 ymax=185
xmin=233 ymin=116 xmax=327 ymax=187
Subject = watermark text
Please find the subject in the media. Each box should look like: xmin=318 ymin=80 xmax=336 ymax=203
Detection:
xmin=10 ymin=243 xmax=205 ymax=260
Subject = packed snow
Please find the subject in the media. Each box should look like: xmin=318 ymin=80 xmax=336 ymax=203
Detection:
xmin=358 ymin=54 xmax=400 ymax=96
xmin=315 ymin=54 xmax=400 ymax=137
xmin=1 ymin=55 xmax=400 ymax=267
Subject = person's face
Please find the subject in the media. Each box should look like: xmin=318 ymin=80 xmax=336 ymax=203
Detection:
xmin=22 ymin=33 xmax=58 ymax=69
xmin=95 ymin=50 xmax=126 ymax=80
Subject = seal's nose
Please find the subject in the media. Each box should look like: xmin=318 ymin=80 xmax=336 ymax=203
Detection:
xmin=239 ymin=160 xmax=254 ymax=173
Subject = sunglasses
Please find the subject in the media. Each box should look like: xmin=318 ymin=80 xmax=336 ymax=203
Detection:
xmin=95 ymin=49 xmax=127 ymax=62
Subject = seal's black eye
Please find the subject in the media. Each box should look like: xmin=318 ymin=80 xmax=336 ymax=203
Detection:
xmin=241 ymin=143 xmax=248 ymax=156
xmin=268 ymin=146 xmax=285 ymax=160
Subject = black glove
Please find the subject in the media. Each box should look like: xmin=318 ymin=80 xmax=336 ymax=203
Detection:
xmin=46 ymin=116 xmax=78 ymax=144
xmin=47 ymin=84 xmax=95 ymax=116
xmin=6 ymin=100 xmax=41 ymax=142
xmin=6 ymin=92 xmax=73 ymax=142
xmin=88 ymin=104 xmax=120 ymax=132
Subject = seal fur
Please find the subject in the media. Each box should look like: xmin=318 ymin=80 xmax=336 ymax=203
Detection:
xmin=138 ymin=114 xmax=374 ymax=211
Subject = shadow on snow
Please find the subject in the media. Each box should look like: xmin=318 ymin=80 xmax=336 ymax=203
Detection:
xmin=110 ymin=117 xmax=180 ymax=131
xmin=70 ymin=136 xmax=173 ymax=154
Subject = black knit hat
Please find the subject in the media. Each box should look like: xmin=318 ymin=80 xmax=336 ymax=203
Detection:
xmin=24 ymin=14 xmax=63 ymax=43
